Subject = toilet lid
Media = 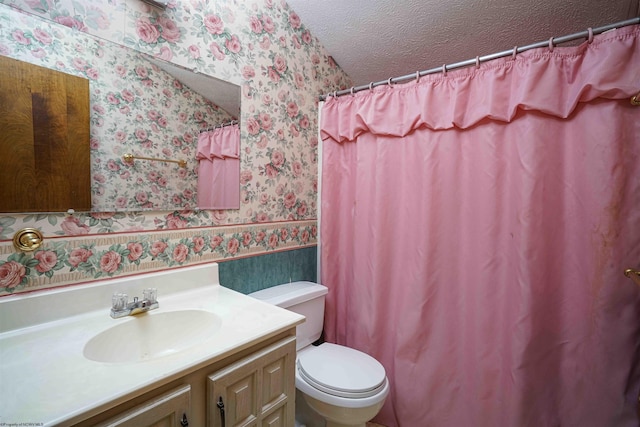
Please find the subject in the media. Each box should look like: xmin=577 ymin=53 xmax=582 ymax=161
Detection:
xmin=297 ymin=343 xmax=387 ymax=398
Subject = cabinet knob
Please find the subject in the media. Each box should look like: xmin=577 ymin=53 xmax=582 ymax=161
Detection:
xmin=180 ymin=413 xmax=188 ymax=426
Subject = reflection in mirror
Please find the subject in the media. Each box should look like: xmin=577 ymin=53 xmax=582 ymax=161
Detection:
xmin=88 ymin=49 xmax=241 ymax=211
xmin=145 ymin=56 xmax=240 ymax=119
xmin=196 ymin=120 xmax=240 ymax=209
xmin=0 ymin=10 xmax=241 ymax=213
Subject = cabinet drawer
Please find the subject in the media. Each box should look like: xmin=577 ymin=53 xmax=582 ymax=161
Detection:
xmin=262 ymin=405 xmax=286 ymax=427
xmin=95 ymin=385 xmax=191 ymax=427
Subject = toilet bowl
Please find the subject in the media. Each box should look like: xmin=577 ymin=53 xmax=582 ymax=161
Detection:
xmin=249 ymin=282 xmax=388 ymax=427
xmin=296 ymin=343 xmax=389 ymax=427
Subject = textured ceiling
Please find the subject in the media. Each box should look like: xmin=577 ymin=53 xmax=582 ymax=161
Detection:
xmin=287 ymin=0 xmax=640 ymax=87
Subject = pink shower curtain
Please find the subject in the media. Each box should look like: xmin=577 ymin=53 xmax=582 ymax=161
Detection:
xmin=197 ymin=124 xmax=240 ymax=209
xmin=320 ymin=26 xmax=640 ymax=427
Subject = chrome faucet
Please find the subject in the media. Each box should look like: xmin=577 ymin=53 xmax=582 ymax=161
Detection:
xmin=111 ymin=288 xmax=159 ymax=318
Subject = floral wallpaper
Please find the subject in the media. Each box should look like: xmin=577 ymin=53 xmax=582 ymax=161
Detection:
xmin=0 ymin=0 xmax=351 ymax=296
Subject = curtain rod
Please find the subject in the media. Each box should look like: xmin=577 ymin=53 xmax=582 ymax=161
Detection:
xmin=319 ymin=17 xmax=640 ymax=101
xmin=201 ymin=119 xmax=238 ymax=133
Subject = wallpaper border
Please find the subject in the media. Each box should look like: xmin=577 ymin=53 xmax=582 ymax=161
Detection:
xmin=0 ymin=219 xmax=317 ymax=296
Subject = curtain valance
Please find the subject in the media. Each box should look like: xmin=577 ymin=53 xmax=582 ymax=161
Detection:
xmin=321 ymin=25 xmax=640 ymax=143
xmin=196 ymin=125 xmax=240 ymax=161
xmin=196 ymin=124 xmax=240 ymax=209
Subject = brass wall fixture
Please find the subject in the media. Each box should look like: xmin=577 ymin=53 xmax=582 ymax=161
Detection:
xmin=631 ymin=94 xmax=640 ymax=106
xmin=123 ymin=153 xmax=187 ymax=168
xmin=13 ymin=228 xmax=44 ymax=252
xmin=624 ymin=268 xmax=640 ymax=287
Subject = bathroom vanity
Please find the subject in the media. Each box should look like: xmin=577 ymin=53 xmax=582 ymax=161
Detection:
xmin=0 ymin=263 xmax=303 ymax=426
xmin=74 ymin=334 xmax=296 ymax=426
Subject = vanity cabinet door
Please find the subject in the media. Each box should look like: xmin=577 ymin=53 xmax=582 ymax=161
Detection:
xmin=207 ymin=336 xmax=295 ymax=427
xmin=95 ymin=385 xmax=191 ymax=427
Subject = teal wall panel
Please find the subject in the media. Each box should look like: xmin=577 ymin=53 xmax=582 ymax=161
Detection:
xmin=218 ymin=246 xmax=317 ymax=294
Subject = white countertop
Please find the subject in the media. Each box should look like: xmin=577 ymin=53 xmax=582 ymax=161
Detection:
xmin=0 ymin=264 xmax=304 ymax=426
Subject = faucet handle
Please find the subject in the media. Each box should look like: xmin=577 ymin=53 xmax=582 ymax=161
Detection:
xmin=143 ymin=288 xmax=157 ymax=303
xmin=112 ymin=293 xmax=128 ymax=310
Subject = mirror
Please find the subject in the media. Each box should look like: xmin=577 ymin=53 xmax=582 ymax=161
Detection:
xmin=0 ymin=11 xmax=241 ymax=212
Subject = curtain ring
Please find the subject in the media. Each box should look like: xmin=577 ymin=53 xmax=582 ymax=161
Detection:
xmin=631 ymin=94 xmax=640 ymax=106
xmin=350 ymin=87 xmax=355 ymax=96
xmin=587 ymin=27 xmax=594 ymax=44
xmin=512 ymin=46 xmax=518 ymax=60
xmin=415 ymin=71 xmax=420 ymax=83
xmin=332 ymin=91 xmax=337 ymax=98
xmin=548 ymin=37 xmax=555 ymax=52
xmin=475 ymin=56 xmax=480 ymax=68
xmin=387 ymin=77 xmax=394 ymax=86
xmin=442 ymin=64 xmax=447 ymax=75
xmin=369 ymin=82 xmax=374 ymax=91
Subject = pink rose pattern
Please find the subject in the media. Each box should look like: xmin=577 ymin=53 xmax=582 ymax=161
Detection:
xmin=68 ymin=247 xmax=93 ymax=268
xmin=100 ymin=250 xmax=122 ymax=274
xmin=0 ymin=0 xmax=348 ymax=295
xmin=0 ymin=260 xmax=28 ymax=290
xmin=34 ymin=250 xmax=59 ymax=273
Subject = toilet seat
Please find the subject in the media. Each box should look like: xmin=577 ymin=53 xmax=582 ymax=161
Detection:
xmin=297 ymin=343 xmax=387 ymax=398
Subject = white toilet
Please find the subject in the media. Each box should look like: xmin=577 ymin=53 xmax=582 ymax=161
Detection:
xmin=249 ymin=282 xmax=389 ymax=427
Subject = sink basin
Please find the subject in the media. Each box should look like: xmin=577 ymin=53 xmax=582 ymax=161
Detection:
xmin=83 ymin=309 xmax=222 ymax=363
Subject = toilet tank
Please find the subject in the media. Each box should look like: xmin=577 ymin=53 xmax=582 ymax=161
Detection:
xmin=249 ymin=282 xmax=328 ymax=351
